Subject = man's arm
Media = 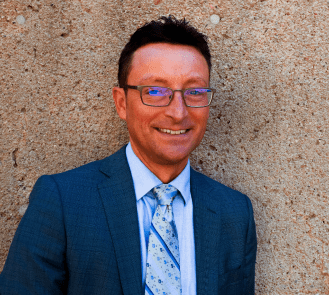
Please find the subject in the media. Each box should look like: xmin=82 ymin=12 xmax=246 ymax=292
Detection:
xmin=244 ymin=196 xmax=257 ymax=294
xmin=0 ymin=175 xmax=67 ymax=295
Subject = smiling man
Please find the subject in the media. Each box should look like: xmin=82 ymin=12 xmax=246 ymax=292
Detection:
xmin=113 ymin=42 xmax=210 ymax=183
xmin=0 ymin=16 xmax=257 ymax=295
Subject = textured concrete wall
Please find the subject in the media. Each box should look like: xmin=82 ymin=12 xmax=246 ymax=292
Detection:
xmin=1 ymin=0 xmax=328 ymax=293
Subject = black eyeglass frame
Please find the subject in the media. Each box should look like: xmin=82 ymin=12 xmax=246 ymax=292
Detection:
xmin=124 ymin=85 xmax=215 ymax=108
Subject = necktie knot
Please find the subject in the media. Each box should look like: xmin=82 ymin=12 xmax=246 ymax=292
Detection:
xmin=152 ymin=184 xmax=178 ymax=206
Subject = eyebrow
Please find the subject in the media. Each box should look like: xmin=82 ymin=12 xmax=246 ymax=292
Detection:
xmin=138 ymin=74 xmax=209 ymax=86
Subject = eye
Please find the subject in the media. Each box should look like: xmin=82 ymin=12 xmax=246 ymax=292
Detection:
xmin=149 ymin=89 xmax=160 ymax=95
xmin=145 ymin=87 xmax=171 ymax=96
xmin=145 ymin=87 xmax=168 ymax=96
xmin=187 ymin=88 xmax=209 ymax=95
xmin=189 ymin=90 xmax=201 ymax=95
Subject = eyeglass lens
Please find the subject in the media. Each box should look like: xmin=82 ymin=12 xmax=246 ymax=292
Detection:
xmin=141 ymin=86 xmax=211 ymax=106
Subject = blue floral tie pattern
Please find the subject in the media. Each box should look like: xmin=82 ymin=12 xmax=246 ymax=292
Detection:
xmin=145 ymin=184 xmax=182 ymax=295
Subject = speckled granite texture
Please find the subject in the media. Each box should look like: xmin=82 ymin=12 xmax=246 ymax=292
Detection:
xmin=1 ymin=0 xmax=328 ymax=293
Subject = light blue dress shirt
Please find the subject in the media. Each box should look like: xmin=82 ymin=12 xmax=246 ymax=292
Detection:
xmin=126 ymin=143 xmax=196 ymax=295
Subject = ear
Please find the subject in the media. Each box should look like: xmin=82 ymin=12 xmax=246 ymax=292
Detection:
xmin=112 ymin=87 xmax=127 ymax=121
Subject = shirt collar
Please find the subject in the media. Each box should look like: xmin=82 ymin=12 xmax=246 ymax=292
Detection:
xmin=125 ymin=142 xmax=190 ymax=204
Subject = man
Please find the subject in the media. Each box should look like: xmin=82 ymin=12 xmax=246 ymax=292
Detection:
xmin=0 ymin=16 xmax=257 ymax=294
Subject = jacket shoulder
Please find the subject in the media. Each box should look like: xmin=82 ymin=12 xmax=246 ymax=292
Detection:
xmin=191 ymin=168 xmax=253 ymax=212
xmin=27 ymin=147 xmax=129 ymax=201
xmin=191 ymin=168 xmax=247 ymax=196
xmin=44 ymin=146 xmax=128 ymax=188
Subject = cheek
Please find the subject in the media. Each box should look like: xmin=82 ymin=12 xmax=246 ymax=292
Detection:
xmin=126 ymin=107 xmax=153 ymax=135
xmin=195 ymin=110 xmax=209 ymax=129
xmin=125 ymin=103 xmax=142 ymax=125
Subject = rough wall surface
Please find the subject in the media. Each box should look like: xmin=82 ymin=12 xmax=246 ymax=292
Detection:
xmin=0 ymin=0 xmax=328 ymax=293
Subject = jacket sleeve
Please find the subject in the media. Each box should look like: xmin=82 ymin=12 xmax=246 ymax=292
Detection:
xmin=0 ymin=175 xmax=67 ymax=295
xmin=243 ymin=196 xmax=257 ymax=294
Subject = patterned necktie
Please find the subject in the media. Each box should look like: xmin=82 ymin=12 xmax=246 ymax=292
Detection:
xmin=145 ymin=184 xmax=182 ymax=295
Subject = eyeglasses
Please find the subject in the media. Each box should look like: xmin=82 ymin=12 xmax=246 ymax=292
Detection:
xmin=124 ymin=85 xmax=215 ymax=108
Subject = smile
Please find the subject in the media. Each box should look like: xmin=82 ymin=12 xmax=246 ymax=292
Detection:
xmin=158 ymin=128 xmax=187 ymax=135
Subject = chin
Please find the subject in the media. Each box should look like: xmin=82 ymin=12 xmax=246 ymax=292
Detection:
xmin=153 ymin=149 xmax=190 ymax=166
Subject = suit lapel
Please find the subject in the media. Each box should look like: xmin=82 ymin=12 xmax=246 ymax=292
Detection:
xmin=98 ymin=146 xmax=143 ymax=295
xmin=191 ymin=168 xmax=221 ymax=294
xmin=96 ymin=149 xmax=220 ymax=294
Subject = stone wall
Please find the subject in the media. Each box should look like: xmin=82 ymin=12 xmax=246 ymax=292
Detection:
xmin=1 ymin=0 xmax=328 ymax=293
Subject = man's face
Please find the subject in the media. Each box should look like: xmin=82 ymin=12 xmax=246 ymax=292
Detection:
xmin=115 ymin=43 xmax=210 ymax=169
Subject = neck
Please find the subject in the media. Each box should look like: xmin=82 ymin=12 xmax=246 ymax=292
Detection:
xmin=130 ymin=145 xmax=188 ymax=184
xmin=147 ymin=161 xmax=188 ymax=184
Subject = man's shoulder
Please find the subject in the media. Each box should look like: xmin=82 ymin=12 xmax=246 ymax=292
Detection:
xmin=191 ymin=168 xmax=245 ymax=195
xmin=38 ymin=146 xmax=128 ymax=189
xmin=191 ymin=168 xmax=253 ymax=211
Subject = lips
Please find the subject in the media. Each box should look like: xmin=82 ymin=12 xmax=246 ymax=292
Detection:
xmin=157 ymin=128 xmax=188 ymax=135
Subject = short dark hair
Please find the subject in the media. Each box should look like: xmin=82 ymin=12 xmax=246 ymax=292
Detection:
xmin=118 ymin=15 xmax=211 ymax=88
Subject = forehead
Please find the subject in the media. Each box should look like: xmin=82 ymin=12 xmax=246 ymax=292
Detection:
xmin=127 ymin=43 xmax=209 ymax=85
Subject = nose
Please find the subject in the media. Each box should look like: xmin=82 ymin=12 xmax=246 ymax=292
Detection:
xmin=165 ymin=90 xmax=188 ymax=122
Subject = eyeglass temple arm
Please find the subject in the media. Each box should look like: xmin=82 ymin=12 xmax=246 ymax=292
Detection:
xmin=124 ymin=85 xmax=138 ymax=90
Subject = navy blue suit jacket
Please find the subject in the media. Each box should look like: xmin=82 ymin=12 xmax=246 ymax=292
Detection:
xmin=0 ymin=146 xmax=257 ymax=294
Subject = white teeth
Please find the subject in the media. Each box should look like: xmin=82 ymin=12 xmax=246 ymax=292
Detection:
xmin=159 ymin=128 xmax=187 ymax=135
